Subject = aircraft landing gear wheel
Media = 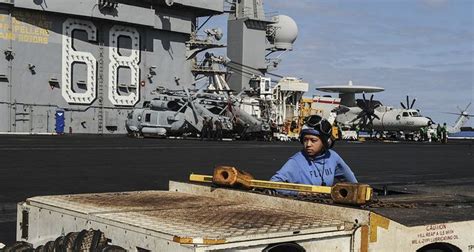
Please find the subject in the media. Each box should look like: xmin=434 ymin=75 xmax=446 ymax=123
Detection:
xmin=2 ymin=241 xmax=34 ymax=252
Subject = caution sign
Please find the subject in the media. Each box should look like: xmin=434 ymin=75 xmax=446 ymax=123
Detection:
xmin=412 ymin=224 xmax=459 ymax=245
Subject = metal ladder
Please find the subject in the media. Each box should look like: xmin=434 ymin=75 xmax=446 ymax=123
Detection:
xmin=97 ymin=45 xmax=105 ymax=134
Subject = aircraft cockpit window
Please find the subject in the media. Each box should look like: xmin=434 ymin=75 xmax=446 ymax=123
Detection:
xmin=402 ymin=112 xmax=409 ymax=117
xmin=411 ymin=111 xmax=420 ymax=117
xmin=145 ymin=113 xmax=151 ymax=122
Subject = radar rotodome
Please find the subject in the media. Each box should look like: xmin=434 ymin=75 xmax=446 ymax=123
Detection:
xmin=270 ymin=15 xmax=298 ymax=50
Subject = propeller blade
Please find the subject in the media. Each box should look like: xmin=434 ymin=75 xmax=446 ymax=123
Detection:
xmin=362 ymin=92 xmax=367 ymax=103
xmin=400 ymin=102 xmax=407 ymax=109
xmin=362 ymin=116 xmax=368 ymax=127
xmin=368 ymin=117 xmax=375 ymax=127
xmin=410 ymin=98 xmax=416 ymax=109
xmin=373 ymin=114 xmax=381 ymax=120
xmin=357 ymin=99 xmax=368 ymax=110
xmin=332 ymin=105 xmax=350 ymax=114
xmin=349 ymin=111 xmax=365 ymax=123
xmin=427 ymin=117 xmax=435 ymax=125
xmin=406 ymin=95 xmax=410 ymax=110
xmin=373 ymin=101 xmax=382 ymax=108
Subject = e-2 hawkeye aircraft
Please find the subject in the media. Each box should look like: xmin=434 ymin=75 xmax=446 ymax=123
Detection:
xmin=315 ymin=81 xmax=433 ymax=138
xmin=335 ymin=94 xmax=434 ymax=133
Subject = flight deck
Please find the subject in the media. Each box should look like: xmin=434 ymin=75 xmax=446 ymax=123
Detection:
xmin=0 ymin=135 xmax=473 ymax=245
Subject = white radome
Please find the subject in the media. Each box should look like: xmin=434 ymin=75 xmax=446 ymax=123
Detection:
xmin=271 ymin=15 xmax=298 ymax=50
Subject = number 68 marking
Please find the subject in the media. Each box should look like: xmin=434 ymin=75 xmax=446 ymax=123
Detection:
xmin=62 ymin=18 xmax=140 ymax=106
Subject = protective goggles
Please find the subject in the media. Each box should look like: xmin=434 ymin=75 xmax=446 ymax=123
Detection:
xmin=304 ymin=115 xmax=332 ymax=135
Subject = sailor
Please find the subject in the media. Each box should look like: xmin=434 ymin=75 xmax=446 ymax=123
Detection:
xmin=427 ymin=127 xmax=433 ymax=142
xmin=214 ymin=119 xmax=223 ymax=141
xmin=201 ymin=117 xmax=211 ymax=140
xmin=270 ymin=115 xmax=358 ymax=195
xmin=419 ymin=126 xmax=427 ymax=142
xmin=355 ymin=124 xmax=360 ymax=140
xmin=436 ymin=124 xmax=442 ymax=142
xmin=441 ymin=122 xmax=448 ymax=144
xmin=206 ymin=117 xmax=214 ymax=140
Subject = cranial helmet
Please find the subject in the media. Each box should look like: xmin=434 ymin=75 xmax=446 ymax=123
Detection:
xmin=299 ymin=115 xmax=333 ymax=150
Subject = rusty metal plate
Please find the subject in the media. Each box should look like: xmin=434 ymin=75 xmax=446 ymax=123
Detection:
xmin=27 ymin=191 xmax=238 ymax=214
xmin=28 ymin=191 xmax=345 ymax=243
xmin=97 ymin=204 xmax=345 ymax=243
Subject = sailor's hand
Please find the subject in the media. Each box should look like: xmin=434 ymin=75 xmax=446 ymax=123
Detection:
xmin=263 ymin=189 xmax=277 ymax=196
xmin=297 ymin=191 xmax=313 ymax=197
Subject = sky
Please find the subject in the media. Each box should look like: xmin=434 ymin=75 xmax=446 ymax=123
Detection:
xmin=202 ymin=0 xmax=474 ymax=127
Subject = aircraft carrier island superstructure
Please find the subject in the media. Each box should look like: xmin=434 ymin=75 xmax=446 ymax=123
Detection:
xmin=0 ymin=0 xmax=223 ymax=134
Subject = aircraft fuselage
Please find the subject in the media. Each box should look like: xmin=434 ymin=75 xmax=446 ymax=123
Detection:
xmin=337 ymin=107 xmax=432 ymax=132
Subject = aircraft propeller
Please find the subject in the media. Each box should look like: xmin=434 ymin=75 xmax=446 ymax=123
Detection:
xmin=426 ymin=117 xmax=435 ymax=126
xmin=401 ymin=95 xmax=416 ymax=109
xmin=352 ymin=92 xmax=381 ymax=128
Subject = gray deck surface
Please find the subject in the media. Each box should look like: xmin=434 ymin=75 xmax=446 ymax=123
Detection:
xmin=0 ymin=135 xmax=473 ymax=244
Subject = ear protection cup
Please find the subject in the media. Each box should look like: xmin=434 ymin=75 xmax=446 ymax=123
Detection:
xmin=319 ymin=133 xmax=331 ymax=150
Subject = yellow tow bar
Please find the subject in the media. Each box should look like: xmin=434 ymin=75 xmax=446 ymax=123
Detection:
xmin=189 ymin=166 xmax=373 ymax=206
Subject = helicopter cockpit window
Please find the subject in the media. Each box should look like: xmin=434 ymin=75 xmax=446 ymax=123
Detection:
xmin=145 ymin=113 xmax=151 ymax=122
xmin=411 ymin=111 xmax=420 ymax=117
xmin=402 ymin=112 xmax=409 ymax=117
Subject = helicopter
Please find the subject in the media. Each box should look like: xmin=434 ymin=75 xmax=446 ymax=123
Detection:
xmin=440 ymin=102 xmax=473 ymax=134
xmin=125 ymin=89 xmax=230 ymax=138
xmin=125 ymin=86 xmax=272 ymax=139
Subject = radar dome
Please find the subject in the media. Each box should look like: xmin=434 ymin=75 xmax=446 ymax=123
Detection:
xmin=269 ymin=15 xmax=298 ymax=50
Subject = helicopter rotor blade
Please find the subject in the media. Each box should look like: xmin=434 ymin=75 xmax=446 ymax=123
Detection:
xmin=184 ymin=88 xmax=199 ymax=123
xmin=441 ymin=112 xmax=461 ymax=115
xmin=465 ymin=102 xmax=472 ymax=112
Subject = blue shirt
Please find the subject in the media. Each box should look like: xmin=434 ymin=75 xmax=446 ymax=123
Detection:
xmin=270 ymin=150 xmax=358 ymax=194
